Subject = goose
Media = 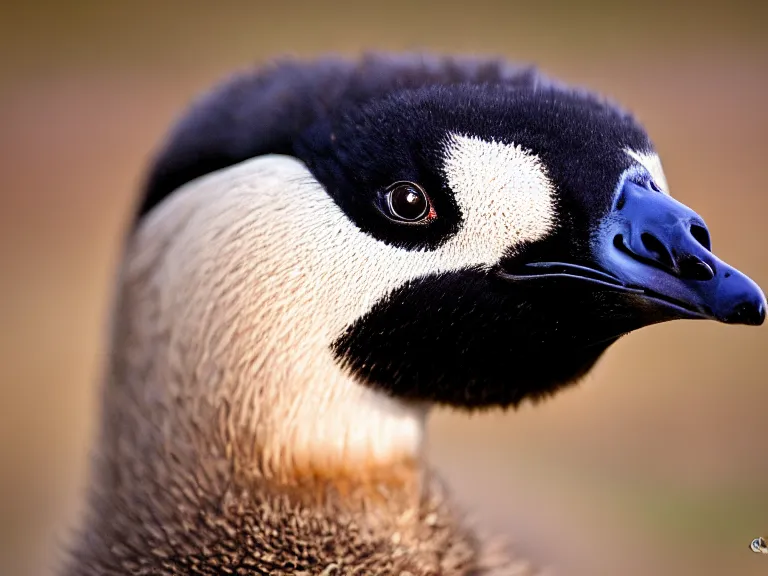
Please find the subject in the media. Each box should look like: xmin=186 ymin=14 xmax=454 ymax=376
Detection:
xmin=64 ymin=53 xmax=766 ymax=575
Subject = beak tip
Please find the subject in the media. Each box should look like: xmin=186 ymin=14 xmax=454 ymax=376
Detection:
xmin=719 ymin=293 xmax=766 ymax=326
xmin=746 ymin=299 xmax=765 ymax=326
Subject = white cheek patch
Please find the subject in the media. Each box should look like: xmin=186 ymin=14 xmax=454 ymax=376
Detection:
xmin=442 ymin=133 xmax=557 ymax=256
xmin=148 ymin=152 xmax=558 ymax=471
xmin=625 ymin=149 xmax=669 ymax=195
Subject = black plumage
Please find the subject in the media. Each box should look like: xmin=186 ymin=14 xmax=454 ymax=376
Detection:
xmin=140 ymin=53 xmax=551 ymax=220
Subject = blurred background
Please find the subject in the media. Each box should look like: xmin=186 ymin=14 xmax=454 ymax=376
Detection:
xmin=1 ymin=1 xmax=767 ymax=575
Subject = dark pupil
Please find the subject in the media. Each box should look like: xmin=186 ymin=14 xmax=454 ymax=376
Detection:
xmin=391 ymin=185 xmax=427 ymax=220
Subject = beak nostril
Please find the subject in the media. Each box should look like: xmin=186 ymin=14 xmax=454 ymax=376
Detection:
xmin=640 ymin=233 xmax=674 ymax=269
xmin=613 ymin=231 xmax=716 ymax=281
xmin=678 ymin=256 xmax=715 ymax=281
xmin=690 ymin=224 xmax=712 ymax=251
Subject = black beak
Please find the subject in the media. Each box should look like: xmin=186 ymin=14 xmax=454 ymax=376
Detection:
xmin=497 ymin=180 xmax=766 ymax=327
xmin=592 ymin=180 xmax=766 ymax=325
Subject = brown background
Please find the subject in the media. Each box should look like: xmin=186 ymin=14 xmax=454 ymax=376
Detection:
xmin=1 ymin=1 xmax=767 ymax=575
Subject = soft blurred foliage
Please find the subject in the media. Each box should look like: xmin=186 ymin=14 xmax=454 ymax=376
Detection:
xmin=1 ymin=1 xmax=767 ymax=575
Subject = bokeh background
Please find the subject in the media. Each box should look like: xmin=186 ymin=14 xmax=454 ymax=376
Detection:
xmin=1 ymin=1 xmax=767 ymax=575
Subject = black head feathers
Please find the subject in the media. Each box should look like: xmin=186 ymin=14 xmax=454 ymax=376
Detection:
xmin=140 ymin=53 xmax=556 ymax=221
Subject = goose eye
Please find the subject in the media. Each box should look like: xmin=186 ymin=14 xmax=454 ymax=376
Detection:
xmin=385 ymin=182 xmax=432 ymax=222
